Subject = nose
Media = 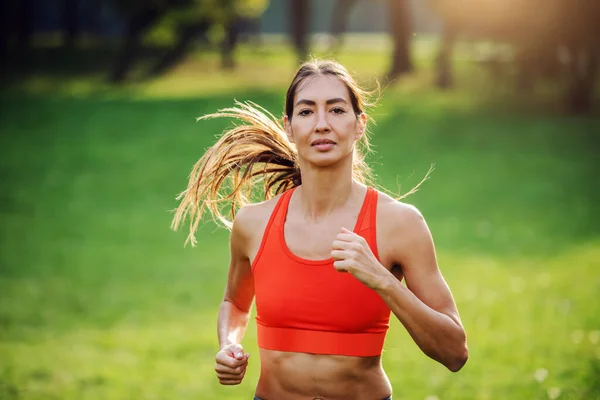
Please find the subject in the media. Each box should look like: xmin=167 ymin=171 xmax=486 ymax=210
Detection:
xmin=314 ymin=111 xmax=331 ymax=133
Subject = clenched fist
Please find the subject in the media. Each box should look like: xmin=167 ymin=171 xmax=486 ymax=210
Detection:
xmin=214 ymin=343 xmax=250 ymax=385
xmin=331 ymin=227 xmax=390 ymax=291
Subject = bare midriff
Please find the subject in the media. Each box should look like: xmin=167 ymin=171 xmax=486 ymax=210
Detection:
xmin=255 ymin=348 xmax=392 ymax=400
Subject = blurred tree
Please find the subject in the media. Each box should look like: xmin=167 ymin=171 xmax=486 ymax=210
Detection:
xmin=17 ymin=0 xmax=34 ymax=53
xmin=140 ymin=0 xmax=223 ymax=79
xmin=0 ymin=0 xmax=35 ymax=70
xmin=290 ymin=0 xmax=309 ymax=63
xmin=328 ymin=0 xmax=359 ymax=53
xmin=428 ymin=0 xmax=522 ymax=88
xmin=386 ymin=0 xmax=414 ymax=79
xmin=109 ymin=1 xmax=164 ymax=82
xmin=62 ymin=0 xmax=80 ymax=48
xmin=324 ymin=0 xmax=415 ymax=79
xmin=0 ymin=1 xmax=11 ymax=67
xmin=110 ymin=0 xmax=268 ymax=82
xmin=561 ymin=0 xmax=599 ymax=113
xmin=428 ymin=0 xmax=599 ymax=113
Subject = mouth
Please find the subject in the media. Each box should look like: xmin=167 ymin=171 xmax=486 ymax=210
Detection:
xmin=311 ymin=139 xmax=336 ymax=146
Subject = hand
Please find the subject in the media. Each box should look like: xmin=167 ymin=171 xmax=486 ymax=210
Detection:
xmin=331 ymin=227 xmax=389 ymax=290
xmin=214 ymin=343 xmax=250 ymax=385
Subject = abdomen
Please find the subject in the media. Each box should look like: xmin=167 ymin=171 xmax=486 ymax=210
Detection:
xmin=255 ymin=349 xmax=392 ymax=400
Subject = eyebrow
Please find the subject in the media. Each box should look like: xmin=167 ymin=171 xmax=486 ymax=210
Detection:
xmin=295 ymin=98 xmax=349 ymax=107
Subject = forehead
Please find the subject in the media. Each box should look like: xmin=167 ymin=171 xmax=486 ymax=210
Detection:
xmin=294 ymin=74 xmax=350 ymax=104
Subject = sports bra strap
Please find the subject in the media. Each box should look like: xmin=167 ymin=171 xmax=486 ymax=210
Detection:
xmin=271 ymin=187 xmax=295 ymax=228
xmin=355 ymin=187 xmax=379 ymax=259
xmin=250 ymin=189 xmax=292 ymax=272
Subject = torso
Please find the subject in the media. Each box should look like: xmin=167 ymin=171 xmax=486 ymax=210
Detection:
xmin=242 ymin=184 xmax=406 ymax=400
xmin=256 ymin=350 xmax=390 ymax=400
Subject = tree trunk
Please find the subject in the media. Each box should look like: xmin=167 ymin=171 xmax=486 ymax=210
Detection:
xmin=0 ymin=0 xmax=10 ymax=70
xmin=62 ymin=0 xmax=79 ymax=47
xmin=290 ymin=0 xmax=309 ymax=63
xmin=17 ymin=0 xmax=33 ymax=52
xmin=330 ymin=0 xmax=359 ymax=38
xmin=109 ymin=7 xmax=162 ymax=83
xmin=387 ymin=0 xmax=414 ymax=78
xmin=566 ymin=47 xmax=597 ymax=114
xmin=221 ymin=18 xmax=239 ymax=69
xmin=145 ymin=20 xmax=211 ymax=79
xmin=435 ymin=23 xmax=453 ymax=88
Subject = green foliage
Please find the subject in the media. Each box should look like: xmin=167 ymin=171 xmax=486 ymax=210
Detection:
xmin=116 ymin=0 xmax=269 ymax=47
xmin=1 ymin=42 xmax=599 ymax=399
xmin=234 ymin=0 xmax=270 ymax=18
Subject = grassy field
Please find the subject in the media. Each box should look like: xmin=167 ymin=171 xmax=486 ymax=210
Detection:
xmin=1 ymin=39 xmax=599 ymax=399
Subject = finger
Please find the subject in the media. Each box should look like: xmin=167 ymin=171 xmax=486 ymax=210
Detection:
xmin=224 ymin=344 xmax=245 ymax=360
xmin=338 ymin=233 xmax=366 ymax=246
xmin=333 ymin=241 xmax=363 ymax=255
xmin=216 ymin=367 xmax=247 ymax=379
xmin=216 ymin=352 xmax=247 ymax=369
xmin=218 ymin=368 xmax=247 ymax=385
xmin=340 ymin=227 xmax=362 ymax=239
xmin=225 ymin=356 xmax=249 ymax=369
xmin=331 ymin=240 xmax=352 ymax=250
xmin=215 ymin=362 xmax=247 ymax=375
xmin=330 ymin=249 xmax=346 ymax=260
xmin=219 ymin=378 xmax=243 ymax=385
xmin=332 ymin=239 xmax=363 ymax=251
xmin=217 ymin=371 xmax=245 ymax=381
xmin=336 ymin=232 xmax=357 ymax=240
xmin=333 ymin=259 xmax=349 ymax=272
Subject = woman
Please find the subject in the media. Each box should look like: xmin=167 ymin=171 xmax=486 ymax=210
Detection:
xmin=172 ymin=60 xmax=468 ymax=400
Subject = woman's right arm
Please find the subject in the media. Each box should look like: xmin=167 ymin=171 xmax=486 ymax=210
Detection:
xmin=214 ymin=207 xmax=256 ymax=385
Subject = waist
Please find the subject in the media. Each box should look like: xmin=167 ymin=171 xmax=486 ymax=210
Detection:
xmin=257 ymin=323 xmax=387 ymax=357
xmin=256 ymin=348 xmax=392 ymax=400
xmin=256 ymin=397 xmax=391 ymax=400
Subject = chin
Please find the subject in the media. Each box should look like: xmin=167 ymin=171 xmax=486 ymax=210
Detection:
xmin=304 ymin=151 xmax=348 ymax=168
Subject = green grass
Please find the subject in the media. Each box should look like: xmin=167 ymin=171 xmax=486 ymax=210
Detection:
xmin=1 ymin=40 xmax=599 ymax=399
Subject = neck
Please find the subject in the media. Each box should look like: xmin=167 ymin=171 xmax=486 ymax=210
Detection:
xmin=295 ymin=156 xmax=358 ymax=221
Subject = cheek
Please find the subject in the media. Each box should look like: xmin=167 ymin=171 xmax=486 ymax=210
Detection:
xmin=291 ymin=119 xmax=313 ymax=136
xmin=336 ymin=118 xmax=359 ymax=137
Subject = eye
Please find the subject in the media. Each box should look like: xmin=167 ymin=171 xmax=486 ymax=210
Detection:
xmin=331 ymin=107 xmax=346 ymax=114
xmin=298 ymin=109 xmax=312 ymax=116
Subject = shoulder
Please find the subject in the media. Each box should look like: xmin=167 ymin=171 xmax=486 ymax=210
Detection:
xmin=373 ymin=189 xmax=435 ymax=267
xmin=374 ymin=189 xmax=432 ymax=257
xmin=375 ymin=190 xmax=426 ymax=231
xmin=231 ymin=192 xmax=286 ymax=248
xmin=234 ymin=193 xmax=283 ymax=230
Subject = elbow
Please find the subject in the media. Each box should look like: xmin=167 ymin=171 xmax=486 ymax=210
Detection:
xmin=446 ymin=344 xmax=468 ymax=373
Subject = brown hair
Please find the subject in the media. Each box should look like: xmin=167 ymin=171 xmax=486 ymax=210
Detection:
xmin=171 ymin=60 xmax=418 ymax=246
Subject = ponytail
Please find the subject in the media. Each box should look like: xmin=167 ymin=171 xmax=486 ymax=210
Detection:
xmin=171 ymin=101 xmax=300 ymax=246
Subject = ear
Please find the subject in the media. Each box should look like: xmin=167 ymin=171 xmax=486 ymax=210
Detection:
xmin=284 ymin=115 xmax=295 ymax=143
xmin=356 ymin=113 xmax=367 ymax=140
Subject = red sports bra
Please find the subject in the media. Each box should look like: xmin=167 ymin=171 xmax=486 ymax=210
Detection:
xmin=251 ymin=186 xmax=391 ymax=357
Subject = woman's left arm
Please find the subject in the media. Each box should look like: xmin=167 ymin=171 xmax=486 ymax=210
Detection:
xmin=331 ymin=204 xmax=468 ymax=372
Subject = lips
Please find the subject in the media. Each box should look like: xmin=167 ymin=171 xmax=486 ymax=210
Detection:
xmin=311 ymin=139 xmax=336 ymax=146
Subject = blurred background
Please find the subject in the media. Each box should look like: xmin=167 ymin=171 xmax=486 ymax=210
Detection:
xmin=1 ymin=0 xmax=599 ymax=399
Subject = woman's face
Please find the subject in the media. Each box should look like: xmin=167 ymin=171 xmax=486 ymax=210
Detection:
xmin=285 ymin=75 xmax=366 ymax=169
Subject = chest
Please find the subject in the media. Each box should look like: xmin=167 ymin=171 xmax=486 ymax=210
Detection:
xmin=283 ymin=211 xmax=360 ymax=260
